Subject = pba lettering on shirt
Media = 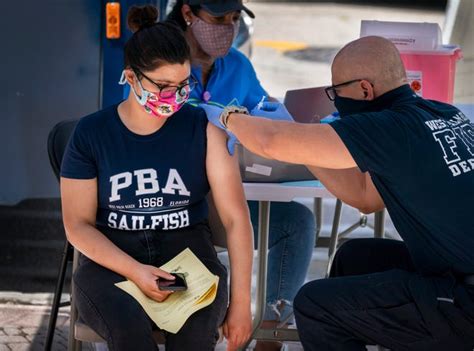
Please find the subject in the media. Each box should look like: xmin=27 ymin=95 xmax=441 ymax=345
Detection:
xmin=107 ymin=167 xmax=191 ymax=231
xmin=425 ymin=112 xmax=474 ymax=177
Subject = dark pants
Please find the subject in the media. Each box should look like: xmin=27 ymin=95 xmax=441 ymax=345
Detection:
xmin=73 ymin=222 xmax=228 ymax=351
xmin=294 ymin=238 xmax=474 ymax=351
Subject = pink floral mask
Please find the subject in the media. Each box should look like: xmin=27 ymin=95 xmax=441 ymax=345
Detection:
xmin=119 ymin=71 xmax=189 ymax=118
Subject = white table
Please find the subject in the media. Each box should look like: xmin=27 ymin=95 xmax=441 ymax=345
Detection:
xmin=241 ymin=181 xmax=385 ymax=347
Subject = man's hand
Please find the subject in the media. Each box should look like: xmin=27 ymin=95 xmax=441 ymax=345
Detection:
xmin=250 ymin=101 xmax=294 ymax=121
xmin=199 ymin=103 xmax=239 ymax=155
xmin=223 ymin=302 xmax=252 ymax=351
xmin=129 ymin=264 xmax=175 ymax=302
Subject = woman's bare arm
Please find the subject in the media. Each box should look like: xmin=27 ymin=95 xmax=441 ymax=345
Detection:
xmin=206 ymin=124 xmax=253 ymax=349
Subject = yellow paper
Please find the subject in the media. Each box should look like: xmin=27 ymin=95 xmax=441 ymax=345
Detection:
xmin=115 ymin=248 xmax=219 ymax=334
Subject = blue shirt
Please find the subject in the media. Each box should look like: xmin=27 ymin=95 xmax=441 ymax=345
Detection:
xmin=60 ymin=104 xmax=210 ymax=231
xmin=188 ymin=48 xmax=268 ymax=110
xmin=331 ymin=85 xmax=474 ymax=275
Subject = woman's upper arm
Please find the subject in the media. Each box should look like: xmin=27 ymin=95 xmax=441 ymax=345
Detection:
xmin=60 ymin=177 xmax=98 ymax=233
xmin=205 ymin=124 xmax=249 ymax=228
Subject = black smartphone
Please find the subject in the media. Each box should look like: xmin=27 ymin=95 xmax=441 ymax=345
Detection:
xmin=158 ymin=272 xmax=187 ymax=291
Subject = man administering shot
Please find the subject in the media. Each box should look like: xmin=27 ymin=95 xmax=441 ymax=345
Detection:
xmin=200 ymin=36 xmax=474 ymax=350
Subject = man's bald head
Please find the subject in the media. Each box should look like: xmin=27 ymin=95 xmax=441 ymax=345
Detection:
xmin=332 ymin=36 xmax=407 ymax=95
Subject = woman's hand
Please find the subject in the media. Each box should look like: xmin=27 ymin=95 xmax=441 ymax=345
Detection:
xmin=223 ymin=301 xmax=252 ymax=351
xmin=130 ymin=263 xmax=175 ymax=302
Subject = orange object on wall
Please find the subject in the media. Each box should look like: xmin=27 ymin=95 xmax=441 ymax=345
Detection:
xmin=106 ymin=2 xmax=120 ymax=39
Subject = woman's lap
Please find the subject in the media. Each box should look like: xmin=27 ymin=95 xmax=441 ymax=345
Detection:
xmin=73 ymin=222 xmax=228 ymax=351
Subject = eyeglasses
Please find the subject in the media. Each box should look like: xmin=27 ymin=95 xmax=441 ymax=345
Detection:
xmin=135 ymin=69 xmax=197 ymax=99
xmin=325 ymin=79 xmax=369 ymax=101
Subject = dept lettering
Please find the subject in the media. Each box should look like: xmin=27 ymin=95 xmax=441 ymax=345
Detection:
xmin=425 ymin=113 xmax=474 ymax=177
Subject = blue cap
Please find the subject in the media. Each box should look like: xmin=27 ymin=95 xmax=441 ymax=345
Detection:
xmin=185 ymin=0 xmax=255 ymax=18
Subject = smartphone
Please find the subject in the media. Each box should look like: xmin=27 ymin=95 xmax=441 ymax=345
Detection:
xmin=158 ymin=272 xmax=187 ymax=291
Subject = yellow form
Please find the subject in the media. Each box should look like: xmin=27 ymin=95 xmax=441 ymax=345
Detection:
xmin=115 ymin=248 xmax=220 ymax=334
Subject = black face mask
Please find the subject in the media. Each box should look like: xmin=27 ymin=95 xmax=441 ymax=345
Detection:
xmin=334 ymin=95 xmax=388 ymax=117
xmin=333 ymin=85 xmax=417 ymax=117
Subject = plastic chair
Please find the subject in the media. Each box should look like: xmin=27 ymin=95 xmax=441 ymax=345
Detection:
xmin=45 ymin=120 xmax=227 ymax=350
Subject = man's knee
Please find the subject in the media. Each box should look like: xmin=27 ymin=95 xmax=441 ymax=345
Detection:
xmin=294 ymin=282 xmax=312 ymax=314
xmin=331 ymin=238 xmax=413 ymax=277
xmin=294 ymin=280 xmax=335 ymax=315
xmin=330 ymin=238 xmax=379 ymax=277
xmin=335 ymin=238 xmax=375 ymax=260
xmin=294 ymin=280 xmax=341 ymax=344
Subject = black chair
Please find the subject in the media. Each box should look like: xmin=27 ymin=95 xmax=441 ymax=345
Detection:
xmin=45 ymin=120 xmax=78 ymax=351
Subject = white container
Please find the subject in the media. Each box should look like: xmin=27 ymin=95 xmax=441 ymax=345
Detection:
xmin=360 ymin=20 xmax=442 ymax=51
xmin=359 ymin=20 xmax=462 ymax=104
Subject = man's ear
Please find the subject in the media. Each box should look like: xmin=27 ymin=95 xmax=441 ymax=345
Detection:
xmin=361 ymin=80 xmax=375 ymax=100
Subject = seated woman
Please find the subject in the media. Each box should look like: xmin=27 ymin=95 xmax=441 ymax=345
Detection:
xmin=60 ymin=5 xmax=253 ymax=351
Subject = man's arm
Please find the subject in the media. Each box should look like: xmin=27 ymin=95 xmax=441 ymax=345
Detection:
xmin=306 ymin=166 xmax=384 ymax=213
xmin=226 ymin=113 xmax=384 ymax=212
xmin=227 ymin=114 xmax=355 ymax=169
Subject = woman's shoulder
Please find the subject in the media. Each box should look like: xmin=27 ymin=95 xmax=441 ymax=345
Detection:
xmin=75 ymin=104 xmax=118 ymax=135
xmin=179 ymin=103 xmax=208 ymax=123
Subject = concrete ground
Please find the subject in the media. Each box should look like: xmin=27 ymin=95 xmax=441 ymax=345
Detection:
xmin=3 ymin=1 xmax=471 ymax=350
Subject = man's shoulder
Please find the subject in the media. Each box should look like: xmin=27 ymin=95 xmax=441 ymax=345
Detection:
xmin=339 ymin=109 xmax=399 ymax=124
xmin=422 ymin=98 xmax=462 ymax=116
xmin=393 ymin=98 xmax=463 ymax=124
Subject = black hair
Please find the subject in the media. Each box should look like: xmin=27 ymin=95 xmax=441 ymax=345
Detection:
xmin=166 ymin=0 xmax=201 ymax=31
xmin=124 ymin=5 xmax=191 ymax=74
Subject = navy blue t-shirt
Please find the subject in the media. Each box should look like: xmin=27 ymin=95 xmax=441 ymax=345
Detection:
xmin=60 ymin=103 xmax=210 ymax=231
xmin=331 ymin=85 xmax=474 ymax=276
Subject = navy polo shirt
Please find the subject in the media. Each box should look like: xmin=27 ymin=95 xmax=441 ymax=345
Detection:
xmin=331 ymin=85 xmax=474 ymax=276
xmin=60 ymin=104 xmax=210 ymax=231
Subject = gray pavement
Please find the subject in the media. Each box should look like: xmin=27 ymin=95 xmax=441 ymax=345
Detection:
xmin=0 ymin=304 xmax=69 ymax=351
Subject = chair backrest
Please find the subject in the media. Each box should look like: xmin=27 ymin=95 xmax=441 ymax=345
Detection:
xmin=47 ymin=120 xmax=78 ymax=181
xmin=47 ymin=119 xmax=228 ymax=248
